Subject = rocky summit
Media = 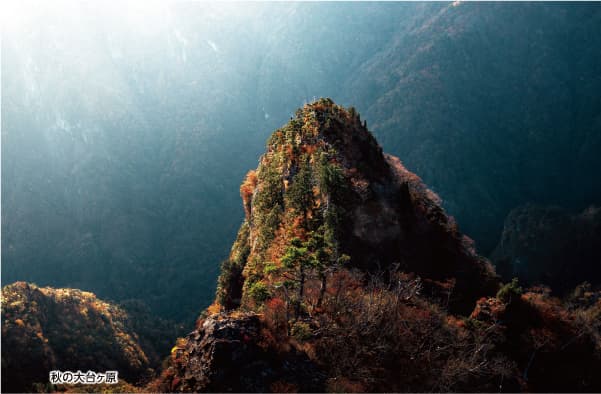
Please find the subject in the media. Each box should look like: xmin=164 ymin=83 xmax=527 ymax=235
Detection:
xmin=156 ymin=101 xmax=601 ymax=393
xmin=217 ymin=98 xmax=499 ymax=315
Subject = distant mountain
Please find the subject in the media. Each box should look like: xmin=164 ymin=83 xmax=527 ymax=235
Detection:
xmin=492 ymin=204 xmax=601 ymax=293
xmin=1 ymin=282 xmax=182 ymax=393
xmin=157 ymin=101 xmax=601 ymax=393
xmin=3 ymin=3 xmax=600 ymax=323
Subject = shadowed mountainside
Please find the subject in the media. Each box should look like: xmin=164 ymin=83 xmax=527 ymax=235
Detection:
xmin=1 ymin=282 xmax=183 ymax=393
xmin=492 ymin=204 xmax=601 ymax=293
xmin=3 ymin=3 xmax=601 ymax=323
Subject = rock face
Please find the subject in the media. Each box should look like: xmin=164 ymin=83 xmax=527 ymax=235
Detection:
xmin=491 ymin=204 xmax=601 ymax=292
xmin=158 ymin=313 xmax=325 ymax=393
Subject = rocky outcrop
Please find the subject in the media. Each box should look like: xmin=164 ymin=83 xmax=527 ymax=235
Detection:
xmin=161 ymin=100 xmax=601 ymax=393
xmin=218 ymin=99 xmax=499 ymax=314
xmin=158 ymin=313 xmax=325 ymax=393
xmin=160 ymin=100 xmax=504 ymax=392
xmin=491 ymin=204 xmax=601 ymax=292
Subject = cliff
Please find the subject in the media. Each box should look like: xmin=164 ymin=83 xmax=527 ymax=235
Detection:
xmin=159 ymin=101 xmax=601 ymax=393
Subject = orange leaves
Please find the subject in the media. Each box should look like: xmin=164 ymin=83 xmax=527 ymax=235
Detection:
xmin=301 ymin=144 xmax=317 ymax=156
xmin=170 ymin=375 xmax=182 ymax=392
xmin=263 ymin=223 xmax=288 ymax=264
xmin=241 ymin=170 xmax=258 ymax=197
xmin=171 ymin=337 xmax=188 ymax=362
xmin=522 ymin=290 xmax=571 ymax=326
xmin=240 ymin=170 xmax=258 ymax=218
xmin=327 ymin=269 xmax=363 ymax=296
xmin=311 ymin=101 xmax=328 ymax=113
xmin=14 ymin=319 xmax=25 ymax=327
xmin=206 ymin=302 xmax=222 ymax=315
xmin=285 ymin=215 xmax=308 ymax=240
xmin=285 ymin=144 xmax=295 ymax=160
xmin=447 ymin=315 xmax=466 ymax=329
xmin=263 ymin=297 xmax=287 ymax=336
xmin=265 ymin=297 xmax=286 ymax=311
xmin=470 ymin=297 xmax=506 ymax=322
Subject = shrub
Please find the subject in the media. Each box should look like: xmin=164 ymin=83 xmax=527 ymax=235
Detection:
xmin=240 ymin=170 xmax=258 ymax=218
xmin=248 ymin=282 xmax=270 ymax=303
xmin=290 ymin=321 xmax=312 ymax=341
xmin=496 ymin=278 xmax=523 ymax=304
xmin=264 ymin=298 xmax=288 ymax=337
xmin=216 ymin=259 xmax=244 ymax=309
xmin=263 ymin=262 xmax=279 ymax=275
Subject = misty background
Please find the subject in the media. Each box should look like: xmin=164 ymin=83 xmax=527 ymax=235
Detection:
xmin=2 ymin=2 xmax=600 ymax=323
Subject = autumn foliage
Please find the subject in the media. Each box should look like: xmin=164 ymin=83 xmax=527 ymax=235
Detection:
xmin=240 ymin=169 xmax=258 ymax=219
xmin=1 ymin=282 xmax=168 ymax=393
xmin=180 ymin=100 xmax=601 ymax=392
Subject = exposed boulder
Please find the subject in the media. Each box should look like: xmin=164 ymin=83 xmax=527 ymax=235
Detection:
xmin=156 ymin=313 xmax=325 ymax=393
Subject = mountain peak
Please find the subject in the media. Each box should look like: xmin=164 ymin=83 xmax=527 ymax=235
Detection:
xmin=263 ymin=98 xmax=387 ymax=179
xmin=158 ymin=100 xmax=601 ymax=393
xmin=219 ymin=99 xmax=499 ymax=314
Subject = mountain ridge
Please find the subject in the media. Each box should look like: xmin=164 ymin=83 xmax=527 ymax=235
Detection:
xmin=1 ymin=281 xmax=183 ymax=393
xmin=4 ymin=3 xmax=601 ymax=322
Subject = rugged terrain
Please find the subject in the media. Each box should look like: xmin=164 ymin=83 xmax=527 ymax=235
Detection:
xmin=492 ymin=204 xmax=601 ymax=293
xmin=4 ymin=3 xmax=601 ymax=323
xmin=214 ymin=99 xmax=499 ymax=315
xmin=3 ymin=101 xmax=600 ymax=392
xmin=156 ymin=101 xmax=601 ymax=392
xmin=0 ymin=282 xmax=182 ymax=393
